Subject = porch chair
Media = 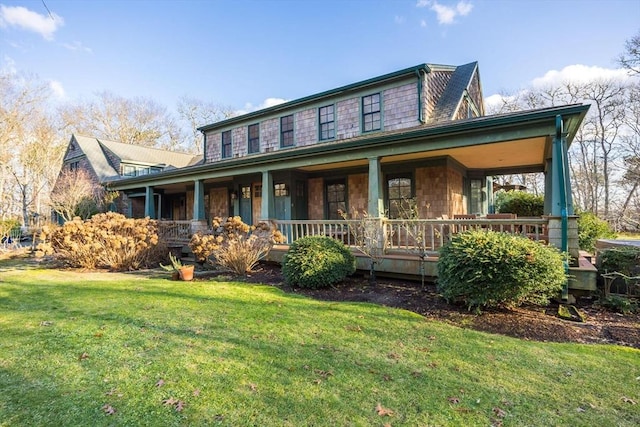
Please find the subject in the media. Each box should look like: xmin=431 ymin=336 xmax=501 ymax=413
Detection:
xmin=452 ymin=214 xmax=477 ymax=233
xmin=486 ymin=213 xmax=517 ymax=233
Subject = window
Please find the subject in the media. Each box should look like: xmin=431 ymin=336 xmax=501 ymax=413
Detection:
xmin=222 ymin=130 xmax=232 ymax=159
xmin=254 ymin=184 xmax=262 ymax=198
xmin=241 ymin=186 xmax=251 ymax=199
xmin=122 ymin=165 xmax=136 ymax=176
xmin=387 ymin=176 xmax=412 ymax=219
xmin=319 ymin=105 xmax=335 ymax=140
xmin=280 ymin=115 xmax=294 ymax=147
xmin=362 ymin=93 xmax=381 ymax=132
xmin=274 ymin=183 xmax=289 ymax=197
xmin=69 ymin=161 xmax=79 ymax=171
xmin=248 ymin=123 xmax=260 ymax=154
xmin=326 ymin=180 xmax=346 ymax=220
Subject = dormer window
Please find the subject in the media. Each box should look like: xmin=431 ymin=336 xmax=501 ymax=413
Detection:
xmin=222 ymin=131 xmax=232 ymax=159
xmin=362 ymin=93 xmax=381 ymax=132
xmin=280 ymin=115 xmax=294 ymax=147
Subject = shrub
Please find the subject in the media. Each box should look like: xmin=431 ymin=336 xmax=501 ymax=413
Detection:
xmin=578 ymin=211 xmax=616 ymax=252
xmin=437 ymin=230 xmax=566 ymax=311
xmin=494 ymin=190 xmax=544 ymax=217
xmin=282 ymin=236 xmax=356 ymax=289
xmin=597 ymin=295 xmax=638 ymax=315
xmin=37 ymin=212 xmax=165 ymax=271
xmin=189 ymin=217 xmax=285 ymax=274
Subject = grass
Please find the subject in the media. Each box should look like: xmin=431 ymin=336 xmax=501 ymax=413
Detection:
xmin=0 ymin=261 xmax=639 ymax=426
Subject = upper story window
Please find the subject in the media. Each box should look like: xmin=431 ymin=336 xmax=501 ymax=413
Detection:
xmin=362 ymin=93 xmax=381 ymax=132
xmin=248 ymin=123 xmax=260 ymax=154
xmin=280 ymin=115 xmax=294 ymax=147
xmin=122 ymin=164 xmax=136 ymax=176
xmin=69 ymin=161 xmax=79 ymax=171
xmin=319 ymin=105 xmax=335 ymax=141
xmin=222 ymin=130 xmax=232 ymax=159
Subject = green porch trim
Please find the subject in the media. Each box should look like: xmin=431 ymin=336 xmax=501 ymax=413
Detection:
xmin=144 ymin=186 xmax=155 ymax=219
xmin=193 ymin=180 xmax=206 ymax=221
xmin=368 ymin=157 xmax=384 ymax=217
xmin=260 ymin=171 xmax=275 ymax=220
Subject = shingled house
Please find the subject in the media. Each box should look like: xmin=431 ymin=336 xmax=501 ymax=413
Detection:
xmin=62 ymin=62 xmax=593 ymax=289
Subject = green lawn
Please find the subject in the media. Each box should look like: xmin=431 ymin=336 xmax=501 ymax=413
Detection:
xmin=0 ymin=262 xmax=638 ymax=426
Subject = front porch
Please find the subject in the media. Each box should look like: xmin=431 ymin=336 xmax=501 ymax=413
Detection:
xmin=158 ymin=216 xmax=597 ymax=292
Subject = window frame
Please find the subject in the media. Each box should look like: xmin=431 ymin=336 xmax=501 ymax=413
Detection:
xmin=318 ymin=104 xmax=335 ymax=141
xmin=386 ymin=174 xmax=413 ymax=219
xmin=362 ymin=93 xmax=382 ymax=133
xmin=325 ymin=179 xmax=347 ymax=220
xmin=280 ymin=115 xmax=294 ymax=148
xmin=221 ymin=130 xmax=232 ymax=159
xmin=248 ymin=123 xmax=260 ymax=154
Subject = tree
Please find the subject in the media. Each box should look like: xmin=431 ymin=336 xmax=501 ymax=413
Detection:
xmin=58 ymin=91 xmax=184 ymax=149
xmin=49 ymin=168 xmax=107 ymax=221
xmin=618 ymin=29 xmax=640 ymax=76
xmin=0 ymin=69 xmax=65 ymax=226
xmin=176 ymin=96 xmax=236 ymax=154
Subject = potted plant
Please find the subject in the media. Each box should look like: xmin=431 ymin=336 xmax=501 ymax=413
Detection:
xmin=160 ymin=252 xmax=194 ymax=281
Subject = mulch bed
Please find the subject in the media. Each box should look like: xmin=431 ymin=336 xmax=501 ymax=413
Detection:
xmin=237 ymin=262 xmax=640 ymax=349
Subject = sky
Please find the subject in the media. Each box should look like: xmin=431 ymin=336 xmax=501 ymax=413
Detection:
xmin=1 ymin=0 xmax=639 ymax=117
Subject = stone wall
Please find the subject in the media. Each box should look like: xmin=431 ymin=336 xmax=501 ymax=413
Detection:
xmin=209 ymin=187 xmax=228 ymax=219
xmin=347 ymin=173 xmax=367 ymax=216
xmin=383 ymin=83 xmax=419 ymax=131
xmin=295 ymin=109 xmax=317 ymax=147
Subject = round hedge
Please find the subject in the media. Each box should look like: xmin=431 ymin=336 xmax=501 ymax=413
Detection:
xmin=437 ymin=230 xmax=566 ymax=311
xmin=282 ymin=236 xmax=356 ymax=289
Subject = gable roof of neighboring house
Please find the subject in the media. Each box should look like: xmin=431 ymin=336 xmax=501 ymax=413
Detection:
xmin=67 ymin=135 xmax=199 ymax=183
xmin=434 ymin=61 xmax=481 ymax=122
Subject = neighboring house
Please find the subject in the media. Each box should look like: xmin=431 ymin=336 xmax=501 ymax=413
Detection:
xmin=54 ymin=134 xmax=200 ymax=219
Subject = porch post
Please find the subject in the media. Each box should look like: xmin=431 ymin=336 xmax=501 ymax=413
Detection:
xmin=144 ymin=186 xmax=155 ymax=219
xmin=193 ymin=179 xmax=206 ymax=221
xmin=368 ymin=157 xmax=385 ymax=217
xmin=544 ymin=158 xmax=553 ymax=214
xmin=261 ymin=170 xmax=275 ymax=220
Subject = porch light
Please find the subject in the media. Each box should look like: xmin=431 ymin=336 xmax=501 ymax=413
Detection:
xmin=230 ymin=191 xmax=238 ymax=200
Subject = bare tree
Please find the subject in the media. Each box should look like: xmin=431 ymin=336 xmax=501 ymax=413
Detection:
xmin=50 ymin=168 xmax=105 ymax=221
xmin=59 ymin=91 xmax=184 ymax=149
xmin=177 ymin=96 xmax=236 ymax=154
xmin=618 ymin=29 xmax=640 ymax=76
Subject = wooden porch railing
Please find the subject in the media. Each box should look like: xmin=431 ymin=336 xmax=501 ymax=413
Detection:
xmin=275 ymin=218 xmax=549 ymax=252
xmin=158 ymin=220 xmax=192 ymax=245
xmin=157 ymin=218 xmax=549 ymax=251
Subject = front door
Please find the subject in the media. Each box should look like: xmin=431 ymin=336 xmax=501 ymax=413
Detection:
xmin=239 ymin=185 xmax=252 ymax=224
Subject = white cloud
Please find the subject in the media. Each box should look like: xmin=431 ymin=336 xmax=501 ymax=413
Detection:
xmin=1 ymin=55 xmax=17 ymax=74
xmin=531 ymin=64 xmax=630 ymax=88
xmin=62 ymin=41 xmax=92 ymax=53
xmin=0 ymin=5 xmax=64 ymax=40
xmin=416 ymin=0 xmax=473 ymax=25
xmin=237 ymin=97 xmax=289 ymax=115
xmin=49 ymin=80 xmax=65 ymax=98
xmin=420 ymin=19 xmax=427 ymax=28
xmin=456 ymin=1 xmax=473 ymax=16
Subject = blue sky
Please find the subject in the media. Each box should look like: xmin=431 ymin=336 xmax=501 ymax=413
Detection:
xmin=1 ymin=0 xmax=638 ymax=115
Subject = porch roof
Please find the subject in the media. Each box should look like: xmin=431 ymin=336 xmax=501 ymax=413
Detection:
xmin=109 ymin=103 xmax=589 ymax=191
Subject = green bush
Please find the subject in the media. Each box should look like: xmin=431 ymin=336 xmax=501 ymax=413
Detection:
xmin=437 ymin=230 xmax=566 ymax=311
xmin=578 ymin=212 xmax=616 ymax=252
xmin=282 ymin=236 xmax=355 ymax=289
xmin=597 ymin=295 xmax=638 ymax=315
xmin=0 ymin=219 xmax=20 ymax=238
xmin=494 ymin=190 xmax=544 ymax=217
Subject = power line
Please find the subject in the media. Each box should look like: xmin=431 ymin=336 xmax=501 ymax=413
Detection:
xmin=41 ymin=0 xmax=54 ymax=20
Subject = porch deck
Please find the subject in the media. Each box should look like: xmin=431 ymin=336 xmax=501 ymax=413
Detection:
xmin=158 ymin=217 xmax=596 ymax=291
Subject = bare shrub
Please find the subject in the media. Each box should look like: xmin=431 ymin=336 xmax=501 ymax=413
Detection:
xmin=38 ymin=212 xmax=165 ymax=270
xmin=189 ymin=216 xmax=284 ymax=275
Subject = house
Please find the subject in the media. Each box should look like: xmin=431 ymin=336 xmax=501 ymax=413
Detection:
xmin=55 ymin=134 xmax=200 ymax=219
xmin=59 ymin=62 xmax=594 ymax=290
